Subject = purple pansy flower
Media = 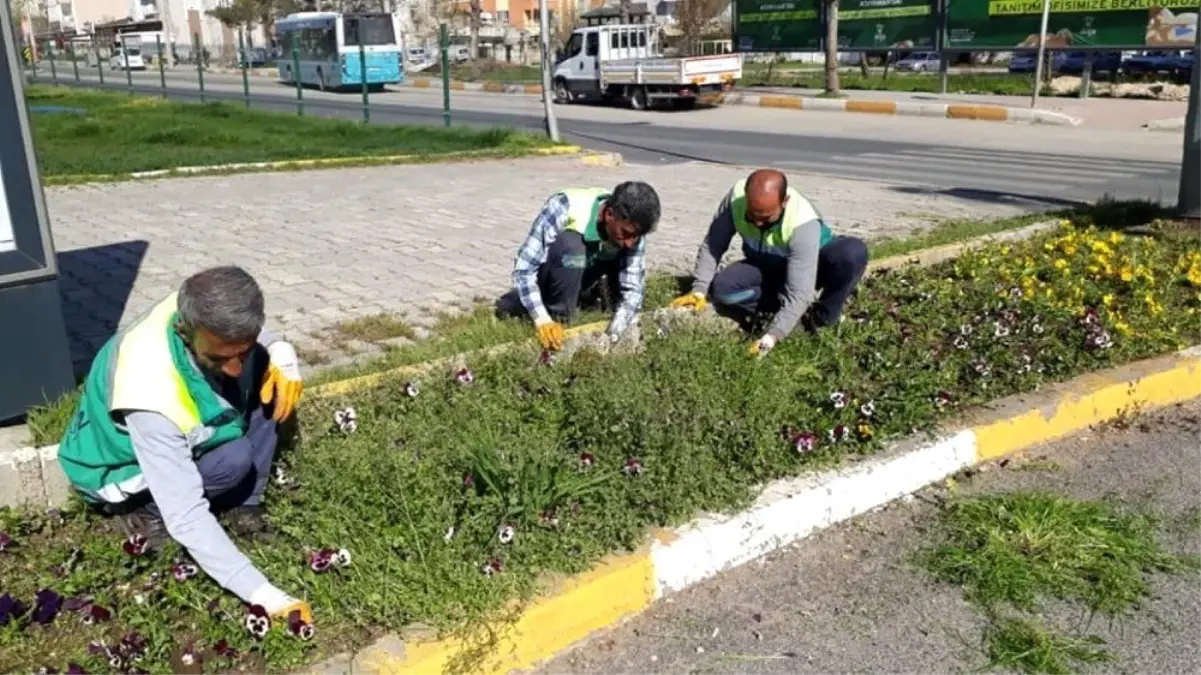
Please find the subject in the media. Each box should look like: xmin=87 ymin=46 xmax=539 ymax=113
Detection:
xmin=123 ymin=534 xmax=148 ymax=556
xmin=65 ymin=665 xmax=88 ymax=675
xmin=244 ymin=604 xmax=270 ymax=640
xmin=455 ymin=367 xmax=474 ymax=385
xmin=180 ymin=642 xmax=201 ymax=667
xmin=172 ymin=563 xmax=199 ymax=582
xmin=287 ymin=609 xmax=315 ymax=641
xmin=579 ymin=452 xmax=595 ymax=468
xmin=404 ymin=381 xmax=420 ymax=398
xmin=309 ymin=549 xmax=336 ymax=573
xmin=0 ymin=532 xmax=13 ymax=552
xmin=0 ymin=593 xmax=29 ymax=626
xmin=212 ymin=639 xmax=238 ymax=659
xmin=82 ymin=604 xmax=111 ymax=625
xmin=480 ymin=558 xmax=503 ymax=577
xmin=622 ymin=457 xmax=644 ymax=477
xmin=793 ymin=431 xmax=817 ymax=454
xmin=32 ymin=588 xmax=63 ymax=625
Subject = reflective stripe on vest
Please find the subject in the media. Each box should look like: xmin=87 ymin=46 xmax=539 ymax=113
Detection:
xmin=110 ymin=292 xmax=206 ymax=435
xmin=730 ymin=178 xmax=833 ymax=258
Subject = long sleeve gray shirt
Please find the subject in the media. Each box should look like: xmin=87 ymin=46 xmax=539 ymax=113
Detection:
xmin=123 ymin=328 xmax=282 ymax=603
xmin=690 ymin=191 xmax=823 ymax=341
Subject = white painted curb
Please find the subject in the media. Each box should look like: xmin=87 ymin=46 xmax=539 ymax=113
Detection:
xmin=649 ymin=430 xmax=977 ymax=596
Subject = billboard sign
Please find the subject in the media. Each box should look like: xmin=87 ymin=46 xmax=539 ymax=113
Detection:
xmin=1 ymin=5 xmax=76 ymax=421
xmin=733 ymin=0 xmax=824 ymax=52
xmin=838 ymin=0 xmax=939 ymax=50
xmin=945 ymin=0 xmax=1200 ymax=50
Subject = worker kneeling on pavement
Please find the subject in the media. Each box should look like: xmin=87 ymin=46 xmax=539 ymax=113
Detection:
xmin=671 ymin=169 xmax=869 ymax=357
xmin=57 ymin=266 xmax=312 ymax=623
xmin=504 ymin=181 xmax=662 ymax=351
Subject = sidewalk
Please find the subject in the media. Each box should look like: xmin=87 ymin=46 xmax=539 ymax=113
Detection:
xmin=44 ymin=155 xmax=1045 ymax=373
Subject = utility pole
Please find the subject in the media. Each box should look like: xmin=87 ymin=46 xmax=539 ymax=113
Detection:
xmin=537 ymin=0 xmax=559 ymax=142
xmin=1029 ymin=0 xmax=1051 ymax=108
xmin=1177 ymin=26 xmax=1200 ymax=220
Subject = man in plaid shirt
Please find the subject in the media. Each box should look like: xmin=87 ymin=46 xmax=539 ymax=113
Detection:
xmin=505 ymin=181 xmax=661 ymax=352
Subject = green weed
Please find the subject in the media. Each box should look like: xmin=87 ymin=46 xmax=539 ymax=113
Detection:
xmin=983 ymin=616 xmax=1114 ymax=675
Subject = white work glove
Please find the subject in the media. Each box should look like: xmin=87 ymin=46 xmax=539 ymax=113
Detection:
xmin=749 ymin=334 xmax=777 ymax=359
xmin=267 ymin=341 xmax=302 ymax=381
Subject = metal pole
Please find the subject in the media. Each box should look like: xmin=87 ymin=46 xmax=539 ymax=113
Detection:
xmin=1030 ymin=0 xmax=1050 ymax=108
xmin=69 ymin=41 xmax=79 ymax=82
xmin=1177 ymin=28 xmax=1201 ymax=219
xmin=538 ymin=0 xmax=560 ymax=141
xmin=359 ymin=34 xmax=370 ymax=123
xmin=238 ymin=29 xmax=251 ymax=108
xmin=291 ymin=32 xmax=304 ymax=116
xmin=30 ymin=37 xmax=38 ymax=79
xmin=123 ymin=38 xmax=133 ymax=94
xmin=1078 ymin=57 xmax=1091 ymax=100
xmin=194 ymin=33 xmax=205 ymax=103
xmin=94 ymin=36 xmax=104 ymax=85
xmin=156 ymin=34 xmax=167 ymax=98
xmin=48 ymin=42 xmax=57 ymax=82
xmin=440 ymin=23 xmax=451 ymax=127
xmin=938 ymin=52 xmax=948 ymax=95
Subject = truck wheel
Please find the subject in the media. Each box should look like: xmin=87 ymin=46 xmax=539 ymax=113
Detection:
xmin=627 ymin=86 xmax=649 ymax=111
xmin=553 ymin=78 xmax=571 ymax=104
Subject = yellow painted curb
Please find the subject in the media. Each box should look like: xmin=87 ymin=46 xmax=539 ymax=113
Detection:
xmin=411 ymin=78 xmax=432 ymax=88
xmin=354 ymin=551 xmax=655 ymax=675
xmin=522 ymin=83 xmax=545 ymax=95
xmin=758 ymin=94 xmax=803 ymax=109
xmin=947 ymin=104 xmax=1009 ymax=122
xmin=846 ymin=99 xmax=898 ymax=114
xmin=972 ymin=349 xmax=1201 ymax=461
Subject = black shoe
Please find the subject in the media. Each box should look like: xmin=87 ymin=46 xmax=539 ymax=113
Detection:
xmin=222 ymin=505 xmax=272 ymax=538
xmin=118 ymin=504 xmax=169 ymax=552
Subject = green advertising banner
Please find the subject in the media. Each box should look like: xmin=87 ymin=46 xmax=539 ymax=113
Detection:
xmin=945 ymin=0 xmax=1201 ymax=50
xmin=837 ymin=0 xmax=939 ymax=49
xmin=734 ymin=0 xmax=824 ymax=51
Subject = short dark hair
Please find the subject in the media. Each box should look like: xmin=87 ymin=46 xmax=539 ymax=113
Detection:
xmin=607 ymin=181 xmax=661 ymax=235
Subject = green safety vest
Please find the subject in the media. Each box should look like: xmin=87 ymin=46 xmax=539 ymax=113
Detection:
xmin=730 ymin=178 xmax=834 ymax=261
xmin=57 ymin=293 xmax=251 ymax=503
xmin=558 ymin=187 xmax=622 ymax=266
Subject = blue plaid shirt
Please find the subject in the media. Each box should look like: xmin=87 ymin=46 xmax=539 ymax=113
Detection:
xmin=513 ymin=193 xmax=647 ymax=337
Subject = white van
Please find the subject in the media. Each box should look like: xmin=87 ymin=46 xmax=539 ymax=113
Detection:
xmin=110 ymin=43 xmax=146 ymax=70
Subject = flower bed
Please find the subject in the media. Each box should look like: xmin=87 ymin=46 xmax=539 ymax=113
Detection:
xmin=1 ymin=222 xmax=1198 ymax=674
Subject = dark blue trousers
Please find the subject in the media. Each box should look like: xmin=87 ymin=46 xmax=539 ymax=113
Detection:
xmin=710 ymin=236 xmax=869 ymax=329
xmin=197 ymin=407 xmax=279 ymax=509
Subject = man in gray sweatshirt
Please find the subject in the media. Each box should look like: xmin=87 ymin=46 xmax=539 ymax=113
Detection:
xmin=57 ymin=266 xmax=311 ymax=624
xmin=670 ymin=169 xmax=868 ymax=357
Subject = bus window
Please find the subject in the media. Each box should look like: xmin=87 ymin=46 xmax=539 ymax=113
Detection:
xmin=343 ymin=15 xmax=396 ymax=46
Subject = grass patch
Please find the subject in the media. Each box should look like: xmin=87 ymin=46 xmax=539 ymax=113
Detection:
xmin=919 ymin=492 xmax=1198 ymax=614
xmin=2 ymin=220 xmax=1198 ymax=673
xmin=25 ymin=85 xmax=557 ymax=177
xmin=743 ymin=71 xmax=1041 ymax=96
xmin=420 ymin=62 xmax=542 ymax=83
xmin=331 ymin=313 xmax=418 ymax=343
xmin=983 ymin=616 xmax=1114 ymax=675
xmin=919 ymin=491 xmax=1200 ymax=673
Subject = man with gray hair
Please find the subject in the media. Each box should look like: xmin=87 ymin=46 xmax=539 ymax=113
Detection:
xmin=57 ymin=266 xmax=312 ymax=624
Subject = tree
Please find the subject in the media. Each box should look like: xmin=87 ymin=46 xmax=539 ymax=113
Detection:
xmin=674 ymin=0 xmax=725 ymax=56
xmin=208 ymin=0 xmax=262 ymax=35
xmin=468 ymin=0 xmax=481 ymax=62
xmin=619 ymin=0 xmax=632 ymax=23
xmin=823 ymin=0 xmax=839 ymax=95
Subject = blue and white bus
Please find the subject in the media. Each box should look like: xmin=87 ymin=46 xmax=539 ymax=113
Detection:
xmin=275 ymin=11 xmax=404 ymax=91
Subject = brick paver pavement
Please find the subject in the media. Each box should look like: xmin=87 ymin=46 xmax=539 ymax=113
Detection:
xmin=46 ymin=155 xmax=1046 ymax=371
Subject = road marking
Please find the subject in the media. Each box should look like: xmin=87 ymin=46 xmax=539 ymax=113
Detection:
xmin=850 ymin=152 xmax=1138 ymax=181
xmin=772 ymin=160 xmax=1078 ymax=195
xmin=896 ymin=147 xmax=1175 ymax=173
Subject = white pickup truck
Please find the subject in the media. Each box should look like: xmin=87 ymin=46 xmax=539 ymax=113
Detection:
xmin=552 ymin=24 xmax=741 ymax=110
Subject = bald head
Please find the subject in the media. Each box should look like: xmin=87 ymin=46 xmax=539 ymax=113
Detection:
xmin=743 ymin=169 xmax=790 ymax=228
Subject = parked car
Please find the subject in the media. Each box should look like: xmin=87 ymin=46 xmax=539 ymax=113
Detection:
xmin=1170 ymin=50 xmax=1195 ymax=80
xmin=237 ymin=47 xmax=270 ymax=68
xmin=1007 ymin=51 xmax=1066 ymax=74
xmin=1121 ymin=50 xmax=1180 ymax=75
xmin=110 ymin=48 xmax=145 ymax=70
xmin=893 ymin=51 xmax=940 ymax=73
xmin=1059 ymin=51 xmax=1122 ymax=74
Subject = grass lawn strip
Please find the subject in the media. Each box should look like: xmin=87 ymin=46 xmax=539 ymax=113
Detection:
xmin=919 ymin=491 xmax=1199 ymax=674
xmin=25 ymin=85 xmax=556 ymax=178
xmin=1 ymin=216 xmax=1197 ymax=674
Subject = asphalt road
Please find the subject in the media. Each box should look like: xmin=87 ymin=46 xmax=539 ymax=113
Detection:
xmin=534 ymin=398 xmax=1201 ymax=674
xmin=29 ymin=69 xmax=1184 ymax=206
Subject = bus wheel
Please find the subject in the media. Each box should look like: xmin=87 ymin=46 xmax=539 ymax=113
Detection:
xmin=627 ymin=86 xmax=649 ymax=111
